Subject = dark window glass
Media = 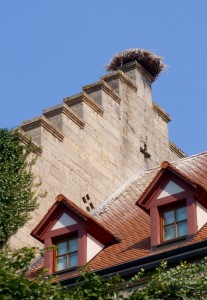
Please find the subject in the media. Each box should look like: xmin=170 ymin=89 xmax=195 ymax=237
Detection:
xmin=56 ymin=238 xmax=78 ymax=271
xmin=162 ymin=206 xmax=187 ymax=241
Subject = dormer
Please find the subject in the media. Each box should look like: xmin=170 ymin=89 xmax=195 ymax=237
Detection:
xmin=31 ymin=194 xmax=118 ymax=275
xmin=136 ymin=161 xmax=207 ymax=248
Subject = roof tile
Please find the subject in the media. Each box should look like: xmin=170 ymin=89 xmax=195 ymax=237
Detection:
xmin=88 ymin=151 xmax=207 ymax=270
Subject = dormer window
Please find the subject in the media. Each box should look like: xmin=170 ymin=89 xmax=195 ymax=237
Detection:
xmin=56 ymin=237 xmax=78 ymax=272
xmin=136 ymin=161 xmax=207 ymax=249
xmin=161 ymin=205 xmax=187 ymax=242
xmin=31 ymin=194 xmax=118 ymax=275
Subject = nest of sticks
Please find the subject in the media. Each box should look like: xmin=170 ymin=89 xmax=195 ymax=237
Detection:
xmin=105 ymin=49 xmax=166 ymax=80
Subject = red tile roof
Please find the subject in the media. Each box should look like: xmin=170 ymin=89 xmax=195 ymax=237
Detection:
xmin=31 ymin=194 xmax=118 ymax=245
xmin=28 ymin=261 xmax=44 ymax=279
xmin=30 ymin=151 xmax=207 ymax=279
xmin=173 ymin=152 xmax=207 ymax=189
xmin=88 ymin=151 xmax=207 ymax=271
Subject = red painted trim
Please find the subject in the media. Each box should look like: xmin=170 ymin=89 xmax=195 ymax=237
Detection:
xmin=145 ymin=174 xmax=195 ymax=210
xmin=43 ymin=223 xmax=84 ymax=240
xmin=150 ymin=193 xmax=197 ymax=247
xmin=78 ymin=227 xmax=87 ymax=265
xmin=137 ymin=168 xmax=165 ymax=208
xmin=186 ymin=195 xmax=197 ymax=235
xmin=149 ymin=191 xmax=192 ymax=209
xmin=161 ymin=161 xmax=170 ymax=169
xmin=51 ymin=228 xmax=87 ymax=273
xmin=43 ymin=207 xmax=66 ymax=238
xmin=31 ymin=202 xmax=60 ymax=241
xmin=34 ymin=204 xmax=86 ymax=242
xmin=151 ymin=206 xmax=160 ymax=246
xmin=43 ymin=221 xmax=88 ymax=274
xmin=159 ymin=174 xmax=193 ymax=192
xmin=57 ymin=194 xmax=64 ymax=202
xmin=136 ymin=163 xmax=203 ymax=210
xmin=145 ymin=173 xmax=199 ymax=247
xmin=195 ymin=188 xmax=207 ymax=209
xmin=44 ymin=238 xmax=53 ymax=275
xmin=31 ymin=194 xmax=118 ymax=245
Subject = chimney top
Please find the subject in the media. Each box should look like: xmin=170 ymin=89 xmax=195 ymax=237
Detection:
xmin=105 ymin=48 xmax=166 ymax=80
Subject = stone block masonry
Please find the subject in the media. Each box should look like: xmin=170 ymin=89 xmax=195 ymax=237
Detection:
xmin=9 ymin=56 xmax=186 ymax=249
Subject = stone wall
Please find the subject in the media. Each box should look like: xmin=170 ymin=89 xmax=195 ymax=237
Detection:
xmin=9 ymin=60 xmax=186 ymax=249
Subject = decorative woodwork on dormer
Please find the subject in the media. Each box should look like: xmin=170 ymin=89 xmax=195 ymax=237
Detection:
xmin=136 ymin=161 xmax=207 ymax=248
xmin=31 ymin=194 xmax=118 ymax=275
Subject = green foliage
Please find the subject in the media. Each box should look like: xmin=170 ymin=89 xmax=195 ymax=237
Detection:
xmin=129 ymin=259 xmax=207 ymax=299
xmin=69 ymin=259 xmax=207 ymax=300
xmin=1 ymin=247 xmax=207 ymax=299
xmin=67 ymin=267 xmax=124 ymax=300
xmin=0 ymin=247 xmax=123 ymax=300
xmin=1 ymin=129 xmax=207 ymax=300
xmin=0 ymin=129 xmax=37 ymax=247
xmin=0 ymin=247 xmax=69 ymax=300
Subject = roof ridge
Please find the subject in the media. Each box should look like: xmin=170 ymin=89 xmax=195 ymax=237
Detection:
xmin=92 ymin=151 xmax=207 ymax=217
xmin=92 ymin=165 xmax=148 ymax=217
xmin=172 ymin=150 xmax=207 ymax=164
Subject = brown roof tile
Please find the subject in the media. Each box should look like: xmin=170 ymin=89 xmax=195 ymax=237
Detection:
xmin=31 ymin=194 xmax=118 ymax=245
xmin=88 ymin=151 xmax=207 ymax=270
xmin=31 ymin=151 xmax=207 ymax=279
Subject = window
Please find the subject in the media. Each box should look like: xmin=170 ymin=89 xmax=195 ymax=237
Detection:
xmin=55 ymin=237 xmax=78 ymax=271
xmin=161 ymin=205 xmax=187 ymax=242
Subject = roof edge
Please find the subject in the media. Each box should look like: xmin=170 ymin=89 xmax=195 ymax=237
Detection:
xmin=60 ymin=238 xmax=207 ymax=286
xmin=136 ymin=161 xmax=206 ymax=210
xmin=31 ymin=194 xmax=119 ymax=245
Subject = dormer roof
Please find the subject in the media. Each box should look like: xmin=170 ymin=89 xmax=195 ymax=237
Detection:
xmin=136 ymin=161 xmax=207 ymax=212
xmin=30 ymin=151 xmax=207 ymax=282
xmin=31 ymin=194 xmax=119 ymax=246
xmin=87 ymin=152 xmax=207 ymax=270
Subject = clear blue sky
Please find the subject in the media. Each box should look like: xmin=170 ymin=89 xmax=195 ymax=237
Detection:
xmin=0 ymin=1 xmax=207 ymax=156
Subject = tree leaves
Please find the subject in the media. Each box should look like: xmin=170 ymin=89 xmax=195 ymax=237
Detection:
xmin=0 ymin=248 xmax=68 ymax=300
xmin=0 ymin=129 xmax=37 ymax=248
xmin=1 ymin=129 xmax=207 ymax=299
xmin=129 ymin=259 xmax=207 ymax=299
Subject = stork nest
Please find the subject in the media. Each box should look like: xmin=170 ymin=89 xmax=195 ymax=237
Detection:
xmin=105 ymin=49 xmax=166 ymax=79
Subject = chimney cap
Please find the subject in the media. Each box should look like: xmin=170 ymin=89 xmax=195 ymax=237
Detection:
xmin=105 ymin=48 xmax=166 ymax=80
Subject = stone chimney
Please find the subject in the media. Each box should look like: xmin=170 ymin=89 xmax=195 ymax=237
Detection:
xmin=105 ymin=48 xmax=165 ymax=106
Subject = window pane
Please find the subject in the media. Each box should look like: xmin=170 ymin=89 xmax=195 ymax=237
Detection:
xmin=163 ymin=210 xmax=175 ymax=225
xmin=177 ymin=221 xmax=187 ymax=237
xmin=69 ymin=253 xmax=78 ymax=268
xmin=176 ymin=207 xmax=187 ymax=222
xmin=57 ymin=241 xmax=67 ymax=256
xmin=69 ymin=238 xmax=78 ymax=252
xmin=164 ymin=224 xmax=175 ymax=241
xmin=57 ymin=256 xmax=67 ymax=271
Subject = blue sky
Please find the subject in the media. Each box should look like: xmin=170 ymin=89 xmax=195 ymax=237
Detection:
xmin=0 ymin=1 xmax=207 ymax=156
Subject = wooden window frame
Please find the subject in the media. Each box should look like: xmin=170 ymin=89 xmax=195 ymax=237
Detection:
xmin=54 ymin=236 xmax=78 ymax=272
xmin=43 ymin=224 xmax=87 ymax=275
xmin=160 ymin=201 xmax=187 ymax=243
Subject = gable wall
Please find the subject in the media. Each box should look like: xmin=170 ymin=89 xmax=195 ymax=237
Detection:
xmin=10 ymin=62 xmax=185 ymax=249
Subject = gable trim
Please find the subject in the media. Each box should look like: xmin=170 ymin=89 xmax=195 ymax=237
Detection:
xmin=51 ymin=212 xmax=77 ymax=230
xmin=136 ymin=161 xmax=200 ymax=212
xmin=157 ymin=180 xmax=185 ymax=199
xmin=31 ymin=194 xmax=119 ymax=245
